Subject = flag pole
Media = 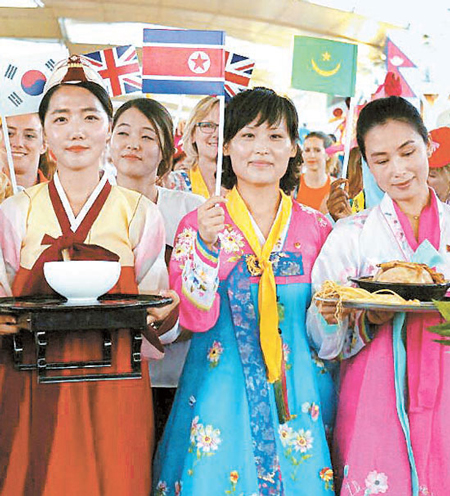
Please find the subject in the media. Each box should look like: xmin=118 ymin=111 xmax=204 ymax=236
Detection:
xmin=0 ymin=114 xmax=19 ymax=195
xmin=340 ymin=97 xmax=356 ymax=180
xmin=215 ymin=94 xmax=225 ymax=197
xmin=173 ymin=94 xmax=185 ymax=135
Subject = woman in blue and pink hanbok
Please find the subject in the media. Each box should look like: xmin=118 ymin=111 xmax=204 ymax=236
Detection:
xmin=153 ymin=88 xmax=336 ymax=496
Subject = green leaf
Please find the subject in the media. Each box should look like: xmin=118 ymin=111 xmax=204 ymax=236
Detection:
xmin=428 ymin=322 xmax=450 ymax=336
xmin=433 ymin=339 xmax=450 ymax=345
xmin=433 ymin=300 xmax=450 ymax=321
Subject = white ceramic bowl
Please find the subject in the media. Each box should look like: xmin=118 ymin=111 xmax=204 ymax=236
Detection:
xmin=43 ymin=260 xmax=121 ymax=303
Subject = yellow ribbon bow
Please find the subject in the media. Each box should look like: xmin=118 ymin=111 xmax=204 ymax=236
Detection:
xmin=226 ymin=186 xmax=292 ymax=383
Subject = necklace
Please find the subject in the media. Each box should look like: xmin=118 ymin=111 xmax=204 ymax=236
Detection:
xmin=405 ymin=212 xmax=420 ymax=221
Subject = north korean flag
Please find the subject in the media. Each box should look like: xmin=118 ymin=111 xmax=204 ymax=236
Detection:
xmin=142 ymin=29 xmax=225 ymax=96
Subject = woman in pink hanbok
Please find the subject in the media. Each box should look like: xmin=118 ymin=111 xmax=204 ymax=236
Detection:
xmin=308 ymin=96 xmax=450 ymax=496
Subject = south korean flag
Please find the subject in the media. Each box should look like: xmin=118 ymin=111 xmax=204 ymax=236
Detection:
xmin=0 ymin=48 xmax=68 ymax=117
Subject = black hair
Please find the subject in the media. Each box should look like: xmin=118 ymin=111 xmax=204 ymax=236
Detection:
xmin=222 ymin=87 xmax=301 ymax=194
xmin=304 ymin=131 xmax=333 ymax=149
xmin=356 ymin=96 xmax=428 ymax=162
xmin=38 ymin=82 xmax=113 ymax=123
xmin=113 ymin=98 xmax=174 ymax=177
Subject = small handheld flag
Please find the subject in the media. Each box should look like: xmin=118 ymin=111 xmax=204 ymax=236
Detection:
xmin=142 ymin=29 xmax=225 ymax=96
xmin=385 ymin=38 xmax=417 ymax=98
xmin=82 ymin=45 xmax=142 ymax=97
xmin=291 ymin=36 xmax=358 ymax=97
xmin=0 ymin=50 xmax=67 ymax=116
xmin=224 ymin=51 xmax=255 ymax=102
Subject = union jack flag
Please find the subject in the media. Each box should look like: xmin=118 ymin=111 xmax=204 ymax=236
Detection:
xmin=224 ymin=51 xmax=255 ymax=102
xmin=82 ymin=45 xmax=141 ymax=97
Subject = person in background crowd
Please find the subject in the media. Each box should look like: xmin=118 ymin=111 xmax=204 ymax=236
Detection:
xmin=308 ymin=96 xmax=450 ymax=495
xmin=110 ymin=97 xmax=204 ymax=439
xmin=296 ymin=131 xmax=335 ymax=214
xmin=0 ymin=171 xmax=11 ymax=203
xmin=325 ymin=133 xmax=341 ymax=178
xmin=168 ymin=96 xmax=219 ymax=198
xmin=172 ymin=148 xmax=188 ymax=172
xmin=328 ymin=126 xmax=450 ymax=222
xmin=154 ymin=87 xmax=336 ymax=495
xmin=327 ymin=146 xmax=365 ymax=221
xmin=427 ymin=127 xmax=450 ymax=204
xmin=0 ymin=56 xmax=178 ymax=496
xmin=0 ymin=113 xmax=48 ymax=199
xmin=38 ymin=149 xmax=58 ymax=181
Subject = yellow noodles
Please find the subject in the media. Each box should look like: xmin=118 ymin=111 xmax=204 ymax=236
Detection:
xmin=313 ymin=280 xmax=421 ymax=321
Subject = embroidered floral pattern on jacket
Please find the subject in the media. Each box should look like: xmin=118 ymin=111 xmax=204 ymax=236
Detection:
xmin=364 ymin=471 xmax=388 ymax=494
xmin=155 ymin=480 xmax=168 ymax=496
xmin=225 ymin=471 xmax=242 ymax=495
xmin=278 ymin=424 xmax=314 ymax=480
xmin=187 ymin=416 xmax=222 ymax=476
xmin=302 ymin=402 xmax=320 ymax=422
xmin=228 ymin=260 xmax=284 ymax=494
xmin=207 ymin=340 xmax=224 ymax=368
xmin=283 ymin=342 xmax=292 ymax=370
xmin=311 ymin=350 xmax=328 ymax=375
xmin=173 ymin=227 xmax=196 ymax=264
xmin=180 ymin=235 xmax=219 ymax=310
xmin=318 ymin=216 xmax=329 ymax=229
xmin=174 ymin=480 xmax=182 ymax=495
xmin=319 ymin=467 xmax=334 ymax=491
xmin=218 ymin=224 xmax=245 ymax=262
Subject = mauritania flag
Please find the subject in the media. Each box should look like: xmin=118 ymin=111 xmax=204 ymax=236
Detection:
xmin=291 ymin=36 xmax=358 ymax=97
xmin=142 ymin=29 xmax=225 ymax=96
xmin=82 ymin=45 xmax=141 ymax=97
xmin=0 ymin=49 xmax=68 ymax=116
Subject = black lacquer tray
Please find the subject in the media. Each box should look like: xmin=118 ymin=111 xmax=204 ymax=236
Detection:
xmin=349 ymin=277 xmax=450 ymax=302
xmin=0 ymin=293 xmax=173 ymax=313
xmin=1 ymin=293 xmax=172 ymax=384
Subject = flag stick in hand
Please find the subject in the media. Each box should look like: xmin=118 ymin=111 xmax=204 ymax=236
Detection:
xmin=215 ymin=94 xmax=225 ymax=196
xmin=0 ymin=114 xmax=18 ymax=194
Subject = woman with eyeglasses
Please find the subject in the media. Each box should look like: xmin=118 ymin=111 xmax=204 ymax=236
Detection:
xmin=168 ymin=96 xmax=220 ymax=198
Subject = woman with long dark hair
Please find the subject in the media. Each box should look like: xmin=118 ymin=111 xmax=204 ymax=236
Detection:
xmin=309 ymin=96 xmax=450 ymax=495
xmin=110 ymin=97 xmax=204 ymax=438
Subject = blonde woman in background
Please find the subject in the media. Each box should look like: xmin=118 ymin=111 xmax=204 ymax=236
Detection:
xmin=167 ymin=96 xmax=219 ymax=198
xmin=0 ymin=113 xmax=49 ymax=201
